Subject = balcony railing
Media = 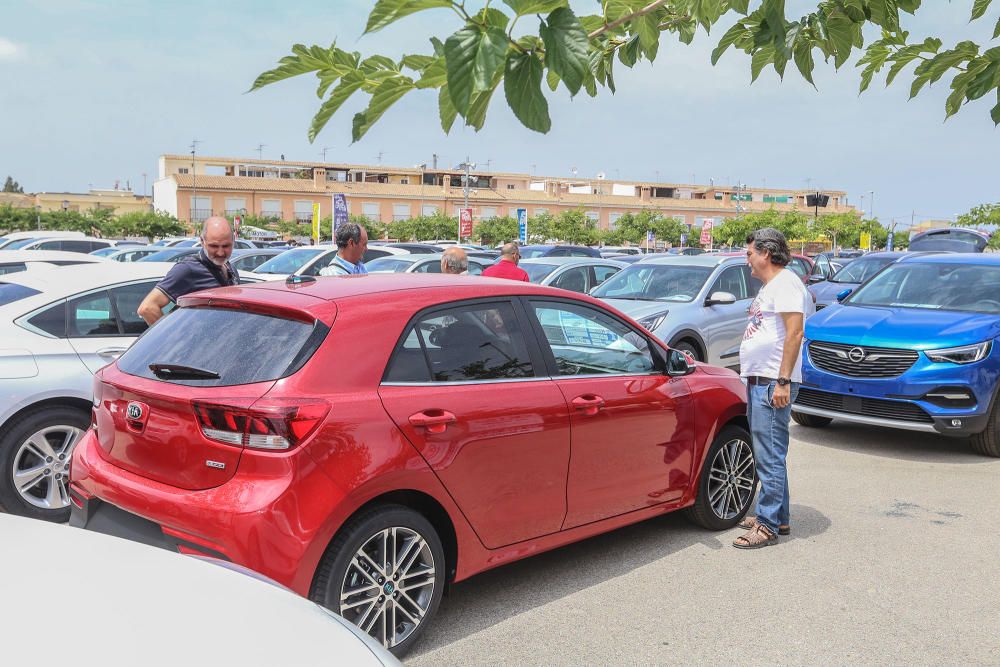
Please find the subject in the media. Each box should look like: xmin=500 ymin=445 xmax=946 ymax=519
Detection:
xmin=191 ymin=208 xmax=213 ymax=222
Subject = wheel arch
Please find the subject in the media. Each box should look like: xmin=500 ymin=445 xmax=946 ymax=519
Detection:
xmin=2 ymin=396 xmax=92 ymax=431
xmin=667 ymin=329 xmax=707 ymax=360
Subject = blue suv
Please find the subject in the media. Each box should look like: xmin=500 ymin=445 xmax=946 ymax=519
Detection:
xmin=792 ymin=253 xmax=1000 ymax=457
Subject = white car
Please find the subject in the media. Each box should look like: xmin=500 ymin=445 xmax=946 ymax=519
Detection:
xmin=2 ymin=513 xmax=400 ymax=667
xmin=366 ymin=252 xmax=492 ymax=275
xmin=18 ymin=236 xmax=118 ymax=253
xmin=0 ymin=262 xmax=174 ymax=521
xmin=242 ymin=245 xmax=408 ymax=281
xmin=519 ymin=257 xmax=627 ymax=293
xmin=0 ymin=230 xmax=86 ymax=249
xmin=0 ymin=250 xmax=109 ymax=276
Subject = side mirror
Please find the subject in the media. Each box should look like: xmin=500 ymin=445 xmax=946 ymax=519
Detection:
xmin=666 ymin=349 xmax=695 ymax=376
xmin=705 ymin=291 xmax=737 ymax=306
xmin=807 ymin=274 xmax=826 ymax=284
xmin=835 ymin=288 xmax=853 ymax=303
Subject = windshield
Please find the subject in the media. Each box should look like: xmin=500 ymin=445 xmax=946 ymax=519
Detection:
xmin=522 ymin=263 xmax=559 ymax=283
xmin=591 ymin=264 xmax=712 ymax=302
xmin=367 ymin=257 xmax=417 ymax=273
xmin=830 ymin=256 xmax=894 ymax=283
xmin=140 ymin=249 xmax=193 ymax=263
xmin=90 ymin=247 xmax=119 ymax=257
xmin=848 ymin=263 xmax=1000 ymax=314
xmin=253 ymin=249 xmax=324 ymax=274
xmin=4 ymin=239 xmax=39 ymax=250
xmin=518 ymin=248 xmax=549 ymax=259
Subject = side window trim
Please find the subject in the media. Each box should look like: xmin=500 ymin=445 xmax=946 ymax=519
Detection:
xmin=15 ymin=278 xmax=161 ymax=339
xmin=519 ymin=296 xmax=666 ymax=378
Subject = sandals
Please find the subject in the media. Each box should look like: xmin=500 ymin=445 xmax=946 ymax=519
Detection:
xmin=733 ymin=523 xmax=779 ymax=549
xmin=738 ymin=515 xmax=790 ymax=536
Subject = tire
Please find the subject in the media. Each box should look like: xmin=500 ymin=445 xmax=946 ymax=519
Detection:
xmin=686 ymin=425 xmax=757 ymax=530
xmin=970 ymin=401 xmax=1000 ymax=457
xmin=0 ymin=406 xmax=90 ymax=522
xmin=310 ymin=504 xmax=445 ymax=657
xmin=671 ymin=340 xmax=702 ymax=362
xmin=791 ymin=411 xmax=833 ymax=428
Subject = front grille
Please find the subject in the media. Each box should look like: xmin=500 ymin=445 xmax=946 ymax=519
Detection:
xmin=808 ymin=341 xmax=917 ymax=378
xmin=795 ymin=388 xmax=933 ymax=423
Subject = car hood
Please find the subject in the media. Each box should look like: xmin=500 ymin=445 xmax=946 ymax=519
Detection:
xmin=806 ymin=304 xmax=1000 ymax=350
xmin=600 ymin=298 xmax=677 ymax=322
xmin=809 ymin=280 xmax=860 ymax=303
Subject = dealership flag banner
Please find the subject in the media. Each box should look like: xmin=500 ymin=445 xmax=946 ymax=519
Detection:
xmin=311 ymin=203 xmax=321 ymax=243
xmin=332 ymin=194 xmax=349 ymax=234
xmin=517 ymin=208 xmax=528 ymax=243
xmin=460 ymin=208 xmax=473 ymax=239
xmin=700 ymin=218 xmax=714 ymax=245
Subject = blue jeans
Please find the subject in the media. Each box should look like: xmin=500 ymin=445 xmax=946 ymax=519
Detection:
xmin=747 ymin=381 xmax=799 ymax=534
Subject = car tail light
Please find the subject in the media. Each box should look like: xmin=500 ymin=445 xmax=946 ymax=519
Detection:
xmin=192 ymin=399 xmax=329 ymax=451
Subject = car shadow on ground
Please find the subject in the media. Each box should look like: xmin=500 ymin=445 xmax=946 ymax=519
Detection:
xmin=790 ymin=422 xmax=993 ymax=465
xmin=409 ymin=503 xmax=830 ymax=656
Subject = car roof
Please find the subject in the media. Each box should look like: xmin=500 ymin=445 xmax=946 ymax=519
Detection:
xmin=519 ymin=257 xmax=626 ymax=266
xmin=0 ymin=250 xmax=109 ymax=263
xmin=896 ymin=252 xmax=1000 ymax=266
xmin=231 ymin=248 xmax=282 ymax=257
xmin=0 ymin=261 xmax=173 ymax=300
xmin=640 ymin=254 xmax=743 ymax=267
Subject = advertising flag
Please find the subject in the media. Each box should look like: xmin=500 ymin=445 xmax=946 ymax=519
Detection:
xmin=517 ymin=208 xmax=527 ymax=243
xmin=311 ymin=203 xmax=321 ymax=243
xmin=332 ymin=194 xmax=349 ymax=234
xmin=699 ymin=218 xmax=714 ymax=245
xmin=459 ymin=208 xmax=473 ymax=238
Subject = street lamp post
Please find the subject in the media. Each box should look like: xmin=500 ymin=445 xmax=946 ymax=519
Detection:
xmin=457 ymin=156 xmax=475 ymax=241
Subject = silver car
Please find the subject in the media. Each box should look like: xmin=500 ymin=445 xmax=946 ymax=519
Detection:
xmin=520 ymin=257 xmax=626 ymax=293
xmin=366 ymin=252 xmax=492 ymax=275
xmin=591 ymin=255 xmax=758 ymax=369
xmin=0 ymin=262 xmax=173 ymax=521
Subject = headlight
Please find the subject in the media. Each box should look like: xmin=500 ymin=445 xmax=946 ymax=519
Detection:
xmin=637 ymin=311 xmax=669 ymax=331
xmin=925 ymin=341 xmax=992 ymax=365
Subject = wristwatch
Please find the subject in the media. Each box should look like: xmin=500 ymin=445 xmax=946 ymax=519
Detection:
xmin=777 ymin=377 xmax=791 ymax=386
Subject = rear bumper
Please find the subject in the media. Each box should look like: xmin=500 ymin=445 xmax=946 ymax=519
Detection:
xmin=70 ymin=428 xmax=333 ymax=595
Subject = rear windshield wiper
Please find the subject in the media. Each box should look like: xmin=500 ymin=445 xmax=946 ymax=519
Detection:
xmin=148 ymin=363 xmax=221 ymax=380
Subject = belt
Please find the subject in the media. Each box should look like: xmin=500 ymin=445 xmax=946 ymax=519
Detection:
xmin=746 ymin=376 xmax=776 ymax=386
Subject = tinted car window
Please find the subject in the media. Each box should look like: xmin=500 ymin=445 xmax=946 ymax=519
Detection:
xmin=367 ymin=257 xmax=417 ymax=273
xmin=830 ymin=256 xmax=894 ymax=283
xmin=550 ymin=267 xmax=589 ymax=293
xmin=34 ymin=241 xmax=62 ymax=251
xmin=0 ymin=263 xmax=28 ymax=276
xmin=848 ymin=263 xmax=1000 ymax=314
xmin=593 ymin=265 xmax=621 ymax=285
xmin=110 ymin=282 xmax=158 ymax=335
xmin=530 ymin=301 xmax=656 ymax=375
xmin=522 ymin=263 xmax=558 ymax=283
xmin=118 ymin=307 xmax=328 ymax=386
xmin=591 ymin=264 xmax=712 ymax=303
xmin=254 ymin=249 xmax=324 ymax=274
xmin=709 ymin=265 xmax=749 ymax=300
xmin=68 ymin=291 xmax=118 ymax=336
xmin=0 ymin=283 xmax=42 ymax=307
xmin=384 ymin=302 xmax=534 ymax=382
xmin=27 ymin=302 xmax=67 ymax=336
xmin=64 ymin=240 xmax=102 ymax=253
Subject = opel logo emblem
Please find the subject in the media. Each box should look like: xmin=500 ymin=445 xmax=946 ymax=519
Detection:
xmin=126 ymin=402 xmax=143 ymax=420
xmin=848 ymin=347 xmax=866 ymax=363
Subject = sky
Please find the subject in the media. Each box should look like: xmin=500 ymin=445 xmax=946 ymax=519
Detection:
xmin=1 ymin=1 xmax=997 ymax=232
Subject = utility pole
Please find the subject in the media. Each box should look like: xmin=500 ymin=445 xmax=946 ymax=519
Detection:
xmin=458 ymin=156 xmax=475 ymax=241
xmin=869 ymin=190 xmax=875 ymax=219
xmin=483 ymin=158 xmax=492 ymax=172
xmin=376 ymin=151 xmax=384 ymax=166
xmin=190 ymin=139 xmax=202 ymax=226
xmin=255 ymin=144 xmax=266 ymax=160
xmin=320 ymin=147 xmax=333 ymax=162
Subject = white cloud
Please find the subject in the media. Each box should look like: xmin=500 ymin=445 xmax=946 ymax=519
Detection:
xmin=0 ymin=37 xmax=24 ymax=61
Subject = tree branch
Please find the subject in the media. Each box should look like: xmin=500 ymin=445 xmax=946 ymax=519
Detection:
xmin=589 ymin=0 xmax=670 ymax=40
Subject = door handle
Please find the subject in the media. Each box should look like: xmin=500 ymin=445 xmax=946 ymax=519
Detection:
xmin=571 ymin=394 xmax=605 ymax=416
xmin=408 ymin=410 xmax=457 ymax=434
xmin=97 ymin=347 xmax=127 ymax=358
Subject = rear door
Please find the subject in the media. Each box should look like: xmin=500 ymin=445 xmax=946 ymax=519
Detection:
xmin=524 ymin=298 xmax=695 ymax=529
xmin=378 ymin=298 xmax=572 ymax=549
xmin=66 ymin=281 xmax=159 ymax=373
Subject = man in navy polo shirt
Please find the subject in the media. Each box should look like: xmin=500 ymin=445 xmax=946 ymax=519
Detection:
xmin=137 ymin=216 xmax=240 ymax=325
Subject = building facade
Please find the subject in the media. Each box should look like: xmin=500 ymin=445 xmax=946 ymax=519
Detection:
xmin=152 ymin=154 xmax=853 ymax=232
xmin=1 ymin=190 xmax=151 ymax=214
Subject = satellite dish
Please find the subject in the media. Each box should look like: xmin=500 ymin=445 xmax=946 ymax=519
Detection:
xmin=597 ymin=172 xmax=606 ymax=180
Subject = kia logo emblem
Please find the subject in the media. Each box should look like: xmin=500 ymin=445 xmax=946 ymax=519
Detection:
xmin=848 ymin=347 xmax=866 ymax=363
xmin=126 ymin=402 xmax=144 ymax=420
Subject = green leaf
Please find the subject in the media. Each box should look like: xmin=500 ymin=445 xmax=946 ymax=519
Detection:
xmin=634 ymin=13 xmax=661 ymax=59
xmin=309 ymin=72 xmax=366 ymax=142
xmin=365 ymin=0 xmax=452 ymax=34
xmin=972 ymin=0 xmax=993 ymax=21
xmin=504 ymin=51 xmax=551 ymax=132
xmin=401 ymin=54 xmax=436 ymax=71
xmin=502 ymin=0 xmax=567 ymax=16
xmin=794 ymin=42 xmax=816 ymax=86
xmin=466 ymin=85 xmax=498 ymax=131
xmin=712 ymin=23 xmax=746 ymax=65
xmin=361 ymin=55 xmax=399 ymax=72
xmin=728 ymin=0 xmax=750 ymax=14
xmin=539 ymin=7 xmax=591 ymax=95
xmin=351 ymin=77 xmax=415 ymax=142
xmin=249 ymin=43 xmax=345 ymax=92
xmin=750 ymin=44 xmax=775 ymax=82
xmin=824 ymin=10 xmax=856 ymax=68
xmin=991 ymin=90 xmax=1000 ymax=125
xmin=994 ymin=16 xmax=1000 ymax=39
xmin=439 ymin=85 xmax=458 ymax=132
xmin=475 ymin=7 xmax=511 ymax=30
xmin=617 ymin=33 xmax=642 ymax=68
xmin=579 ymin=14 xmax=604 ymax=34
xmin=546 ymin=68 xmax=561 ymax=91
xmin=445 ymin=26 xmax=506 ymax=116
xmin=415 ymin=57 xmax=447 ymax=88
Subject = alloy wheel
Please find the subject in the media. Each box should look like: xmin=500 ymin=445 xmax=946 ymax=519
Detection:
xmin=339 ymin=526 xmax=436 ymax=649
xmin=706 ymin=437 xmax=755 ymax=520
xmin=12 ymin=425 xmax=83 ymax=510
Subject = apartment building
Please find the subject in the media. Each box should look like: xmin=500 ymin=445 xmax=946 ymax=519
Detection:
xmin=0 ymin=189 xmax=151 ymax=214
xmin=152 ymin=153 xmax=852 ymax=230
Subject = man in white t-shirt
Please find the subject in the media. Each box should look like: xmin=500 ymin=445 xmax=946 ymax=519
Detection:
xmin=733 ymin=227 xmax=812 ymax=549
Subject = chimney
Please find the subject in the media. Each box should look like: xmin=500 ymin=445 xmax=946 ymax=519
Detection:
xmin=313 ymin=168 xmax=326 ymax=189
xmin=640 ymin=186 xmax=651 ymax=202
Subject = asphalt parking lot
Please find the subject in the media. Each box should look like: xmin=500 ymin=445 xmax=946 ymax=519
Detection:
xmin=407 ymin=422 xmax=1000 ymax=666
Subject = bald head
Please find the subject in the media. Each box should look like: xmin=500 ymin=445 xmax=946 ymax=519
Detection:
xmin=500 ymin=243 xmax=521 ymax=263
xmin=201 ymin=216 xmax=235 ymax=266
xmin=441 ymin=246 xmax=468 ymax=274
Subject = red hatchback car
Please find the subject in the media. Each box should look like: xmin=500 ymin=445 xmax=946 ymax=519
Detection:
xmin=71 ymin=274 xmax=754 ymax=655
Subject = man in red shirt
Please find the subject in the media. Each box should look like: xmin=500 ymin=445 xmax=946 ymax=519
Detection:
xmin=482 ymin=243 xmax=529 ymax=281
